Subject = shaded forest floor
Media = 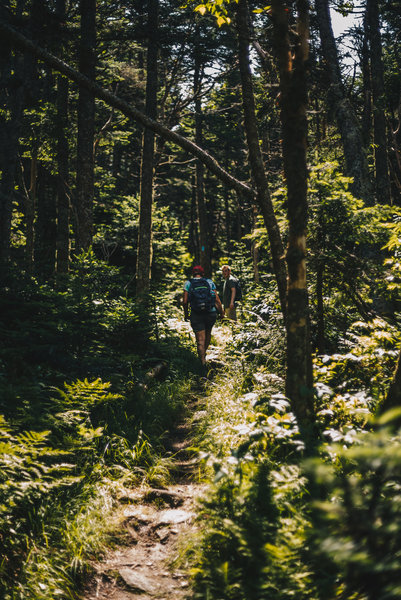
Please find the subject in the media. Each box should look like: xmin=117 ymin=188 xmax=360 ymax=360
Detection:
xmin=82 ymin=327 xmax=230 ymax=600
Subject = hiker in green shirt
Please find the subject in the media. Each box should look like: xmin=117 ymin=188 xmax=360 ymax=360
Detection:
xmin=221 ymin=264 xmax=238 ymax=321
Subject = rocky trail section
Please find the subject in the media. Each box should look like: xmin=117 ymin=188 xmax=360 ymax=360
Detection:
xmin=84 ymin=482 xmax=198 ymax=600
xmin=83 ymin=361 xmax=216 ymax=599
xmin=83 ymin=323 xmax=231 ymax=600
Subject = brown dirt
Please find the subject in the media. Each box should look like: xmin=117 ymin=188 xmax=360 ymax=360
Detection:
xmin=82 ymin=392 xmax=205 ymax=600
xmin=82 ymin=319 xmax=232 ymax=600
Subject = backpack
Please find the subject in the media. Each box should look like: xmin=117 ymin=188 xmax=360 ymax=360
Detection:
xmin=232 ymin=276 xmax=243 ymax=302
xmin=188 ymin=278 xmax=215 ymax=313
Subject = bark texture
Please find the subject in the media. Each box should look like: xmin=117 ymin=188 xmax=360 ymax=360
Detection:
xmin=271 ymin=0 xmax=315 ymax=439
xmin=75 ymin=0 xmax=96 ymax=253
xmin=55 ymin=0 xmax=70 ymax=275
xmin=382 ymin=347 xmax=401 ymax=414
xmin=136 ymin=0 xmax=158 ymax=294
xmin=235 ymin=0 xmax=287 ymax=318
xmin=25 ymin=147 xmax=38 ymax=271
xmin=56 ymin=73 xmax=70 ymax=274
xmin=315 ymin=0 xmax=374 ymax=203
xmin=367 ymin=0 xmax=391 ymax=204
xmin=194 ymin=46 xmax=211 ymax=276
xmin=0 ymin=5 xmax=24 ymax=265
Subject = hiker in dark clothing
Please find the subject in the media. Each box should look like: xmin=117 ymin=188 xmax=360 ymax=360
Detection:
xmin=221 ymin=264 xmax=238 ymax=321
xmin=183 ymin=265 xmax=223 ymax=366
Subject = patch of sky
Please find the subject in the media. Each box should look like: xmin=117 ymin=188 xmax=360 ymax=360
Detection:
xmin=330 ymin=3 xmax=363 ymax=67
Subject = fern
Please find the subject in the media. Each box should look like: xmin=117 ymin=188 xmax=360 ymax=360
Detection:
xmin=0 ymin=416 xmax=79 ymax=593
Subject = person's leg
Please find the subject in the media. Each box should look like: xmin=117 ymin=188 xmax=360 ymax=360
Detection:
xmin=205 ymin=328 xmax=212 ymax=353
xmin=194 ymin=329 xmax=206 ymax=365
xmin=204 ymin=313 xmax=217 ymax=354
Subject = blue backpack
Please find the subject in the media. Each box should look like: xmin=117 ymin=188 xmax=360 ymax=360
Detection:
xmin=188 ymin=278 xmax=215 ymax=313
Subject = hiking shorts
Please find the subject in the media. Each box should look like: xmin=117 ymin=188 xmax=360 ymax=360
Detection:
xmin=190 ymin=311 xmax=217 ymax=332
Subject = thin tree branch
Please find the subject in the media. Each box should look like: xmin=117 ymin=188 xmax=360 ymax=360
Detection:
xmin=0 ymin=18 xmax=254 ymax=201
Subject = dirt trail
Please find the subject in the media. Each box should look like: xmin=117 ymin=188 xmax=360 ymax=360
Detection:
xmin=83 ymin=318 xmax=232 ymax=600
xmin=83 ymin=365 xmax=216 ymax=599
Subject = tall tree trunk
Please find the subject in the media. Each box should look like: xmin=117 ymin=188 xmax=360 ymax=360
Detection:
xmin=271 ymin=0 xmax=316 ymax=440
xmin=56 ymin=73 xmax=70 ymax=274
xmin=235 ymin=0 xmax=287 ymax=318
xmin=382 ymin=346 xmax=401 ymax=414
xmin=194 ymin=45 xmax=211 ymax=276
xmin=55 ymin=0 xmax=70 ymax=276
xmin=190 ymin=175 xmax=200 ymax=260
xmin=361 ymin=9 xmax=372 ymax=149
xmin=224 ymin=188 xmax=231 ymax=253
xmin=366 ymin=0 xmax=391 ymax=204
xmin=0 ymin=105 xmax=22 ymax=265
xmin=0 ymin=2 xmax=24 ymax=267
xmin=136 ymin=0 xmax=158 ymax=294
xmin=26 ymin=146 xmax=38 ymax=271
xmin=252 ymin=205 xmax=260 ymax=283
xmin=316 ymin=261 xmax=325 ymax=354
xmin=75 ymin=0 xmax=96 ymax=253
xmin=35 ymin=170 xmax=57 ymax=279
xmin=315 ymin=0 xmax=374 ymax=203
xmin=224 ymin=143 xmax=231 ymax=253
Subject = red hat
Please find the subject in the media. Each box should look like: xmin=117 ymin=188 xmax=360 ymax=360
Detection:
xmin=192 ymin=265 xmax=204 ymax=275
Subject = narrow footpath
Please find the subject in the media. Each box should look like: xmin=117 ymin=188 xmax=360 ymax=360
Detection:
xmin=83 ymin=324 xmax=229 ymax=600
xmin=83 ymin=396 xmax=203 ymax=600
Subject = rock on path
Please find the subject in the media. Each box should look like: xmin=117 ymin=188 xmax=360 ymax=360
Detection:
xmin=84 ymin=484 xmax=199 ymax=600
xmin=83 ymin=397 xmax=205 ymax=600
xmin=83 ymin=322 xmax=230 ymax=600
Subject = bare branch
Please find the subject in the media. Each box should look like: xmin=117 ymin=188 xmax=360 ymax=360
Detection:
xmin=0 ymin=18 xmax=254 ymax=201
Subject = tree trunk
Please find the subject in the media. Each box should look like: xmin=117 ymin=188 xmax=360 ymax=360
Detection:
xmin=0 ymin=4 xmax=24 ymax=266
xmin=190 ymin=175 xmax=200 ymax=260
xmin=235 ymin=0 xmax=287 ymax=318
xmin=0 ymin=112 xmax=22 ymax=265
xmin=35 ymin=169 xmax=57 ymax=279
xmin=136 ymin=0 xmax=158 ymax=294
xmin=194 ymin=45 xmax=211 ymax=276
xmin=315 ymin=0 xmax=374 ymax=203
xmin=361 ymin=9 xmax=372 ymax=149
xmin=25 ymin=147 xmax=38 ymax=271
xmin=55 ymin=0 xmax=69 ymax=276
xmin=224 ymin=188 xmax=231 ymax=253
xmin=56 ymin=73 xmax=70 ymax=275
xmin=75 ymin=0 xmax=96 ymax=253
xmin=316 ymin=261 xmax=325 ymax=354
xmin=366 ymin=0 xmax=391 ymax=204
xmin=271 ymin=0 xmax=315 ymax=440
xmin=382 ymin=346 xmax=401 ymax=414
xmin=252 ymin=204 xmax=260 ymax=283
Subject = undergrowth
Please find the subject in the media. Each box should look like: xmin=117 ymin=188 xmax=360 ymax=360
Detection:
xmin=183 ymin=305 xmax=401 ymax=600
xmin=0 ymin=256 xmax=198 ymax=599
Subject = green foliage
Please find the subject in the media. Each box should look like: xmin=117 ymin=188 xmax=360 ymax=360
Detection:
xmin=381 ymin=214 xmax=401 ymax=306
xmin=0 ymin=416 xmax=78 ymax=596
xmin=300 ymin=161 xmax=399 ymax=349
xmin=190 ymin=461 xmax=282 ymax=600
xmin=185 ymin=337 xmax=314 ymax=600
xmin=94 ymin=195 xmax=191 ymax=281
xmin=186 ymin=290 xmax=401 ymax=600
xmin=306 ymin=421 xmax=401 ymax=600
xmin=314 ymin=317 xmax=400 ymax=424
xmin=0 ymin=255 xmax=200 ymax=599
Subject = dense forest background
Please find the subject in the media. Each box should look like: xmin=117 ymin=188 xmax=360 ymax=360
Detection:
xmin=1 ymin=0 xmax=401 ymax=598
